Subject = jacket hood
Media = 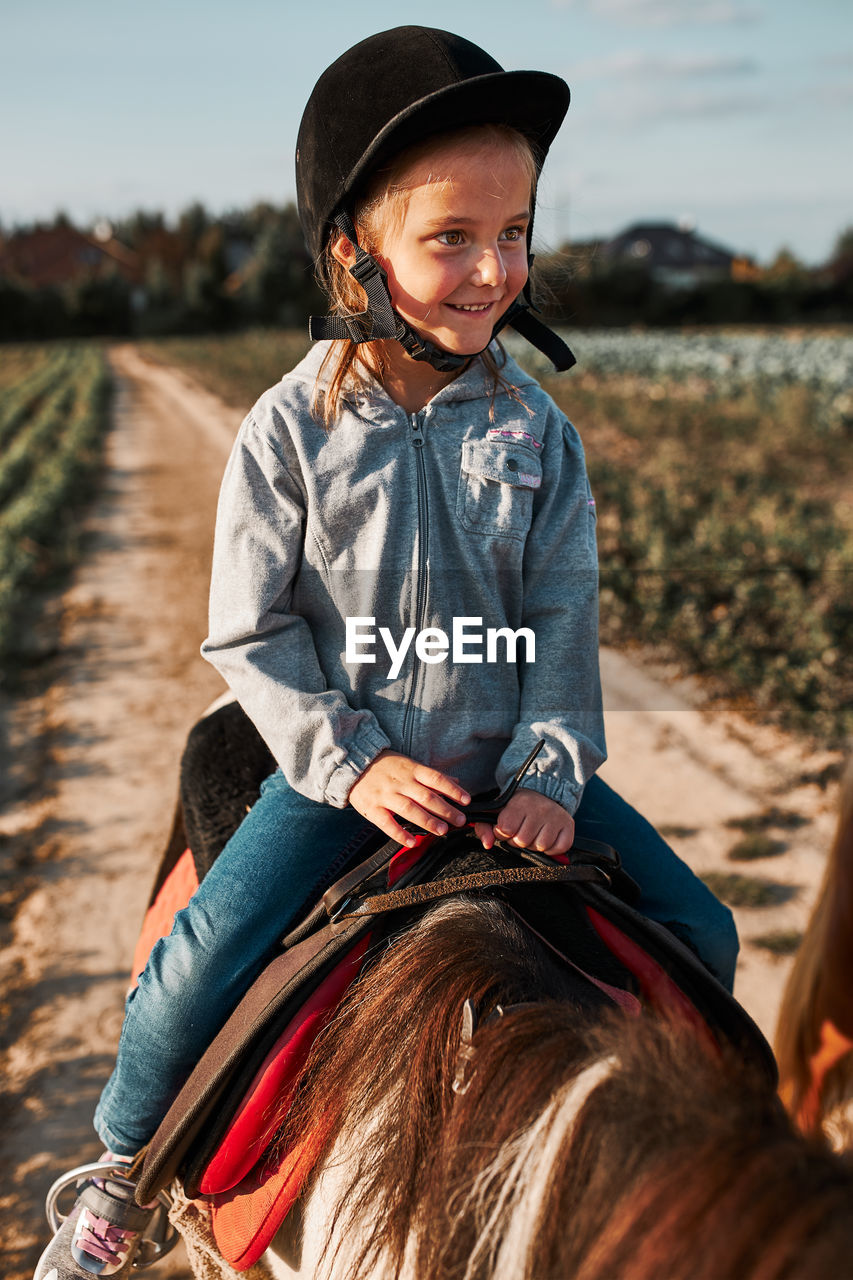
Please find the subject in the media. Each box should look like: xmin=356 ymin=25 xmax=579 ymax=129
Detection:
xmin=286 ymin=340 xmax=539 ymax=411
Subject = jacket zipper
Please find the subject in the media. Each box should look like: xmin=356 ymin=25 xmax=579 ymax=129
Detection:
xmin=402 ymin=410 xmax=430 ymax=754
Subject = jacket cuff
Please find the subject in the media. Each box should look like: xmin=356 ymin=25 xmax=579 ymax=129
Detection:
xmin=518 ymin=770 xmax=583 ymax=817
xmin=323 ymin=724 xmax=392 ymax=808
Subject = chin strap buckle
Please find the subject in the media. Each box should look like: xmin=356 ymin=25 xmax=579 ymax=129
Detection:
xmin=396 ymin=326 xmax=471 ymax=374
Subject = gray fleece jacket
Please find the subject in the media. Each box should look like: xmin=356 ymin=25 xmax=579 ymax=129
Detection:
xmin=201 ymin=341 xmax=606 ymax=813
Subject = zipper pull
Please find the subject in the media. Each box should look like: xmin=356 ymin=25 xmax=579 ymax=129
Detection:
xmin=410 ymin=413 xmax=425 ymax=449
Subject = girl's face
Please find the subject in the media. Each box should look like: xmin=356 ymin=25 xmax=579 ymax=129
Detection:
xmin=363 ymin=139 xmax=533 ymax=359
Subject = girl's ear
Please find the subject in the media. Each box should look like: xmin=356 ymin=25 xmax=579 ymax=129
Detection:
xmin=330 ymin=231 xmax=357 ymax=269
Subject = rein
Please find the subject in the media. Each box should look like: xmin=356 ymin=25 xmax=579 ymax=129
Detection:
xmin=335 ymin=861 xmax=609 ymax=921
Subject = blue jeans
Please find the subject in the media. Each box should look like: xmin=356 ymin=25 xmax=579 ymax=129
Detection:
xmin=95 ymin=771 xmax=371 ymax=1155
xmin=95 ymin=770 xmax=737 ymax=1154
xmin=575 ymin=776 xmax=738 ymax=990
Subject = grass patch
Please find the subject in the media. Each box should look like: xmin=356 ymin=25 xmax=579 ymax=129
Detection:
xmin=725 ymin=808 xmax=809 ymax=833
xmin=700 ymin=871 xmax=798 ymax=908
xmin=541 ymin=369 xmax=853 ymax=747
xmin=796 ymin=761 xmax=844 ymax=790
xmin=139 ymin=330 xmax=312 ymax=411
xmin=750 ymin=929 xmax=803 ymax=957
xmin=658 ymin=824 xmax=700 ymax=839
xmin=728 ymin=835 xmax=788 ymax=861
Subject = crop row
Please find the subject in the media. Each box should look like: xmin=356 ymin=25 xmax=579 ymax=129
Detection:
xmin=0 ymin=346 xmax=111 ymax=665
xmin=0 ymin=347 xmax=73 ymax=452
xmin=506 ymin=328 xmax=853 ymax=434
xmin=541 ymin=367 xmax=852 ymax=744
xmin=0 ymin=380 xmax=77 ymax=509
xmin=591 ymin=456 xmax=851 ymax=742
xmin=0 ymin=345 xmax=52 ymax=391
xmin=509 ymin=327 xmax=853 ymax=390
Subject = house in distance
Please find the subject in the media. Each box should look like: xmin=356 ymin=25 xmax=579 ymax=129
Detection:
xmin=601 ymin=220 xmax=758 ymax=289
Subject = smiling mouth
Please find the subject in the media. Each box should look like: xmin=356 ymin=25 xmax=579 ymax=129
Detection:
xmin=447 ymin=302 xmax=495 ymax=313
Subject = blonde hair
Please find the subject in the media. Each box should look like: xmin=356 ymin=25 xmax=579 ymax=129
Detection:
xmin=312 ymin=124 xmax=540 ymax=425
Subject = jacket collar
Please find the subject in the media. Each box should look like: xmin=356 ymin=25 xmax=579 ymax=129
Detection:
xmin=289 ymin=340 xmax=537 ymax=414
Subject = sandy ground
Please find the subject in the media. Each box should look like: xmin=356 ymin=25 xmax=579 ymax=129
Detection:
xmin=0 ymin=346 xmax=842 ymax=1280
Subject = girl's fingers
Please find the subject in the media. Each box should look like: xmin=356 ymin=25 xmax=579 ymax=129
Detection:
xmin=368 ymin=808 xmax=418 ymax=847
xmin=409 ymin=782 xmax=467 ymax=826
xmin=350 ymin=753 xmax=471 ymax=841
xmin=398 ymin=797 xmax=451 ymax=837
xmin=518 ymin=821 xmax=545 ymax=850
xmin=529 ymin=819 xmax=557 ymax=851
xmin=549 ymin=825 xmax=575 ymax=856
xmin=412 ymin=765 xmax=471 ymax=807
xmin=493 ymin=811 xmax=519 ymax=839
xmin=494 ymin=813 xmax=532 ymax=844
xmin=496 ymin=816 xmax=562 ymax=853
xmin=473 ymin=822 xmax=495 ymax=849
xmin=491 ymin=793 xmax=576 ymax=856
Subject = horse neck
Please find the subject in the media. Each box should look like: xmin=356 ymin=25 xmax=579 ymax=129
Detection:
xmin=775 ymin=764 xmax=853 ymax=1124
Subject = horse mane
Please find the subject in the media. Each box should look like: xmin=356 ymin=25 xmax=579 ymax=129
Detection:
xmin=275 ymin=895 xmax=610 ymax=1276
xmin=775 ymin=757 xmax=853 ymax=1133
xmin=276 ymin=894 xmax=853 ymax=1280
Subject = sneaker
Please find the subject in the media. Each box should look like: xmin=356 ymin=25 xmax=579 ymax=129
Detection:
xmin=34 ymin=1164 xmax=159 ymax=1279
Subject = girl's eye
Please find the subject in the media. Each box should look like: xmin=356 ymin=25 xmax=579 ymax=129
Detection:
xmin=436 ymin=230 xmax=465 ymax=246
xmin=502 ymin=226 xmax=524 ymax=242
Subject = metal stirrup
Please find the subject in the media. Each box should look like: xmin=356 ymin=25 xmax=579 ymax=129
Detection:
xmin=44 ymin=1161 xmax=180 ymax=1271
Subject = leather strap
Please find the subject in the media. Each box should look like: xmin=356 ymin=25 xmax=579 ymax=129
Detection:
xmin=79 ymin=1181 xmax=154 ymax=1231
xmin=323 ymin=740 xmax=550 ymax=922
xmin=336 ymin=861 xmax=608 ymax=920
xmin=320 ymin=835 xmax=409 ymax=922
xmin=507 ymin=305 xmax=576 ymax=372
xmin=309 ymin=213 xmax=402 ymax=344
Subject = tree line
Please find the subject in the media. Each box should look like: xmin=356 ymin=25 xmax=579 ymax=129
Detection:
xmin=539 ymin=230 xmax=853 ymax=328
xmin=0 ymin=202 xmax=324 ymax=342
xmin=1 ymin=201 xmax=851 ymax=341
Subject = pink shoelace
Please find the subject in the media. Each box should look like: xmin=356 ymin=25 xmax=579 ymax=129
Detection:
xmin=75 ymin=1209 xmax=135 ymax=1265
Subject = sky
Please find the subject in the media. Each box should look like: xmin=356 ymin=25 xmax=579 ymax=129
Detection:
xmin=2 ymin=0 xmax=851 ymax=265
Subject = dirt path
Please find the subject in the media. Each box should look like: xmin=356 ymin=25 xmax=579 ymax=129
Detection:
xmin=0 ymin=346 xmax=236 ymax=1279
xmin=0 ymin=346 xmax=842 ymax=1279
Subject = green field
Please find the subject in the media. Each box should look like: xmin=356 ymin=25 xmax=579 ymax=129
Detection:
xmin=544 ymin=364 xmax=851 ymax=744
xmin=0 ymin=343 xmax=111 ymax=668
xmin=141 ymin=328 xmax=852 ymax=746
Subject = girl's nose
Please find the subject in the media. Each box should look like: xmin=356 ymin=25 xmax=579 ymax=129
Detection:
xmin=472 ymin=245 xmax=507 ymax=288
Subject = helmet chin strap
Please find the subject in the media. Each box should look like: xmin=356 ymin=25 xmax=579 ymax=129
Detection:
xmin=309 ymin=212 xmax=575 ymax=374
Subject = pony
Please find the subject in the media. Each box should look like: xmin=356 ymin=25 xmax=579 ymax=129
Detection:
xmin=775 ymin=758 xmax=853 ymax=1142
xmin=259 ymin=893 xmax=853 ymax=1280
xmin=125 ymin=701 xmax=853 ymax=1277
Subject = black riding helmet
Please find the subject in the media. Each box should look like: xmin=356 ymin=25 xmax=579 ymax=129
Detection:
xmin=297 ymin=26 xmax=576 ymax=373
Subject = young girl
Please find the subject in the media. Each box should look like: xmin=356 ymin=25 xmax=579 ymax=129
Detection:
xmin=36 ymin=25 xmax=737 ymax=1279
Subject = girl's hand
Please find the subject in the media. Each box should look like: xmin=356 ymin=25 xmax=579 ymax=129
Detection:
xmin=474 ymin=788 xmax=574 ymax=856
xmin=348 ymin=750 xmax=471 ymax=847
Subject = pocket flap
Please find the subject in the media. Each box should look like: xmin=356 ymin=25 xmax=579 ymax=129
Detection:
xmin=461 ymin=440 xmax=542 ymax=490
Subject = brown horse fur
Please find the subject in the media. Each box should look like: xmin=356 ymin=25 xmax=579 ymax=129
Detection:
xmin=775 ymin=758 xmax=853 ymax=1137
xmin=273 ymin=895 xmax=853 ymax=1280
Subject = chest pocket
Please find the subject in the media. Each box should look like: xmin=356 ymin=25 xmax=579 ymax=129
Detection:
xmin=457 ymin=439 xmax=541 ymax=539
